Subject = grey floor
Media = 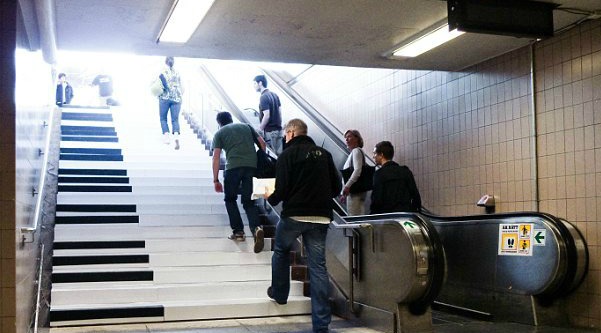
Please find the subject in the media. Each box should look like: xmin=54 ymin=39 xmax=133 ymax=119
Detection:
xmin=48 ymin=312 xmax=601 ymax=333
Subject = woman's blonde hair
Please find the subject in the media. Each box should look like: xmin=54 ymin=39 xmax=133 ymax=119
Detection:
xmin=344 ymin=129 xmax=364 ymax=148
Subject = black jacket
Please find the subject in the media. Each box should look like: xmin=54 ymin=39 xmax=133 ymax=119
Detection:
xmin=55 ymin=83 xmax=73 ymax=106
xmin=370 ymin=161 xmax=421 ymax=214
xmin=268 ymin=135 xmax=342 ymax=219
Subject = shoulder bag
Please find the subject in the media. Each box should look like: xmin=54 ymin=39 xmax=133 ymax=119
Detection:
xmin=248 ymin=124 xmax=277 ymax=178
xmin=341 ymin=149 xmax=374 ymax=193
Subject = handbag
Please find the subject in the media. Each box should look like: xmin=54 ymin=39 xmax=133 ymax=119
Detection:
xmin=341 ymin=149 xmax=374 ymax=193
xmin=150 ymin=74 xmax=167 ymax=97
xmin=248 ymin=125 xmax=277 ymax=178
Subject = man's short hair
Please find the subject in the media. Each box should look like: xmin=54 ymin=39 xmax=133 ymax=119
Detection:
xmin=375 ymin=141 xmax=394 ymax=160
xmin=253 ymin=75 xmax=268 ymax=88
xmin=285 ymin=118 xmax=307 ymax=136
xmin=216 ymin=111 xmax=233 ymax=126
xmin=58 ymin=73 xmax=66 ymax=79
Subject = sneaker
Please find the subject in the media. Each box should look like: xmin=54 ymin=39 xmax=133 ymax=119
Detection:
xmin=267 ymin=286 xmax=287 ymax=305
xmin=173 ymin=133 xmax=180 ymax=150
xmin=162 ymin=132 xmax=171 ymax=144
xmin=253 ymin=227 xmax=264 ymax=253
xmin=228 ymin=232 xmax=245 ymax=241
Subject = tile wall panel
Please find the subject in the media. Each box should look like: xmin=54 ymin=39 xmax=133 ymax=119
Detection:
xmin=1 ymin=0 xmax=16 ymax=332
xmin=535 ymin=19 xmax=601 ymax=328
xmin=292 ymin=18 xmax=600 ymax=329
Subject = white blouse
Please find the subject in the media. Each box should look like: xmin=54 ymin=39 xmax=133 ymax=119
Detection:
xmin=343 ymin=147 xmax=365 ymax=188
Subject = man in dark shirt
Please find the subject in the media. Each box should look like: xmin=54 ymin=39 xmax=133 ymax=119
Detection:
xmin=92 ymin=74 xmax=114 ymax=105
xmin=265 ymin=118 xmax=341 ymax=333
xmin=253 ymin=75 xmax=283 ymax=155
xmin=370 ymin=141 xmax=421 ymax=214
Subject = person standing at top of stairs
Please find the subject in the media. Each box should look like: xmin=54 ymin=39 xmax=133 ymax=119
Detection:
xmin=158 ymin=56 xmax=183 ymax=149
xmin=212 ymin=111 xmax=267 ymax=253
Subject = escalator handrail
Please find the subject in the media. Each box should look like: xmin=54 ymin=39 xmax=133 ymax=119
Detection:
xmin=260 ymin=68 xmax=348 ymax=154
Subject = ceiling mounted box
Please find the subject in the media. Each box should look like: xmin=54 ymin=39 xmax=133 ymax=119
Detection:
xmin=447 ymin=0 xmax=556 ymax=38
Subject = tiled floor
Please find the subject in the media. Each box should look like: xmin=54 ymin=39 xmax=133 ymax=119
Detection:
xmin=47 ymin=312 xmax=601 ymax=333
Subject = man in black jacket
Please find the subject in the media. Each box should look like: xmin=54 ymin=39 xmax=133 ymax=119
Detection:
xmin=55 ymin=73 xmax=74 ymax=106
xmin=370 ymin=141 xmax=421 ymax=214
xmin=265 ymin=118 xmax=341 ymax=333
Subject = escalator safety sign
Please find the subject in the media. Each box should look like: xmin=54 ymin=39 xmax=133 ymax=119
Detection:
xmin=498 ymin=224 xmax=533 ymax=256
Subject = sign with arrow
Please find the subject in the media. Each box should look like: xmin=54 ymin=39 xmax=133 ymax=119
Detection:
xmin=533 ymin=229 xmax=546 ymax=246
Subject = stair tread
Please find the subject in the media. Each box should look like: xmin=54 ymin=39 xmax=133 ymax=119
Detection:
xmin=50 ymin=296 xmax=311 ymax=310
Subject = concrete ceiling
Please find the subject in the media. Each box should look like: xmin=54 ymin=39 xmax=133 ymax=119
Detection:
xmin=18 ymin=0 xmax=601 ymax=71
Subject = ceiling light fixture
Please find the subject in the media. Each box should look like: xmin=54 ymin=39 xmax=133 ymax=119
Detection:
xmin=392 ymin=23 xmax=464 ymax=58
xmin=157 ymin=0 xmax=215 ymax=43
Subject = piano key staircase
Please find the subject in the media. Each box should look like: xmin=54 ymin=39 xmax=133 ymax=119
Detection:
xmin=49 ymin=106 xmax=311 ymax=326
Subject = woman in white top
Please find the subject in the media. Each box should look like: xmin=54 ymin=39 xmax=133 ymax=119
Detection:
xmin=342 ymin=129 xmax=368 ymax=215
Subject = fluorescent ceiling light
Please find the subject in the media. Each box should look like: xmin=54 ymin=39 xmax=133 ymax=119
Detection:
xmin=158 ymin=0 xmax=215 ymax=43
xmin=393 ymin=24 xmax=464 ymax=58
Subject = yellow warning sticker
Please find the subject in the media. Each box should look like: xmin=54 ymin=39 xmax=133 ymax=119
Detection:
xmin=519 ymin=239 xmax=531 ymax=255
xmin=498 ymin=223 xmax=533 ymax=256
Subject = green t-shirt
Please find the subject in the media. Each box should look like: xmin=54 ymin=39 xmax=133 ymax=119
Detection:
xmin=212 ymin=123 xmax=257 ymax=170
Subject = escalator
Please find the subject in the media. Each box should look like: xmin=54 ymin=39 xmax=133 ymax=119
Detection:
xmin=191 ymin=64 xmax=588 ymax=333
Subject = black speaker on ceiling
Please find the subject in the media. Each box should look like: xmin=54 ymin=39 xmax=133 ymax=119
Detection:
xmin=448 ymin=0 xmax=556 ymax=38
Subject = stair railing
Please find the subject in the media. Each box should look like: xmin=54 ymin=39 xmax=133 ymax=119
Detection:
xmin=21 ymin=108 xmax=55 ymax=244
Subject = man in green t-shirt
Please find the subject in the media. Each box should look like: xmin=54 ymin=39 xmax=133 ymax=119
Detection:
xmin=212 ymin=112 xmax=266 ymax=253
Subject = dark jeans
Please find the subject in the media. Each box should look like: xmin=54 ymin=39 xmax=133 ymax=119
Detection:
xmin=223 ymin=167 xmax=260 ymax=235
xmin=271 ymin=217 xmax=331 ymax=332
xmin=159 ymin=99 xmax=181 ymax=134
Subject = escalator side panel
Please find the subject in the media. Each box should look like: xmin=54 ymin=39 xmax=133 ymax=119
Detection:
xmin=433 ymin=218 xmax=562 ymax=297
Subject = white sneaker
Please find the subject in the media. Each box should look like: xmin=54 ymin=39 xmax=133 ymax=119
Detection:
xmin=174 ymin=133 xmax=180 ymax=150
xmin=163 ymin=132 xmax=171 ymax=144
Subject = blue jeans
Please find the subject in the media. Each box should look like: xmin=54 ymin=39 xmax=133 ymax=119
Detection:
xmin=263 ymin=129 xmax=283 ymax=155
xmin=159 ymin=99 xmax=181 ymax=134
xmin=271 ymin=217 xmax=331 ymax=332
xmin=223 ymin=167 xmax=260 ymax=235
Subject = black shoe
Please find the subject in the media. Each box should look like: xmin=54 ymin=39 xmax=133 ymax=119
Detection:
xmin=253 ymin=227 xmax=264 ymax=253
xmin=267 ymin=286 xmax=287 ymax=305
xmin=228 ymin=232 xmax=246 ymax=241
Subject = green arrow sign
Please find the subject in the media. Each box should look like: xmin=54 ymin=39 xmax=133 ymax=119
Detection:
xmin=403 ymin=221 xmax=416 ymax=229
xmin=535 ymin=231 xmax=545 ymax=244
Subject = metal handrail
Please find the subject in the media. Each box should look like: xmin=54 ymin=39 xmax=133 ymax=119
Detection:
xmin=33 ymin=244 xmax=44 ymax=333
xmin=21 ymin=108 xmax=55 ymax=242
